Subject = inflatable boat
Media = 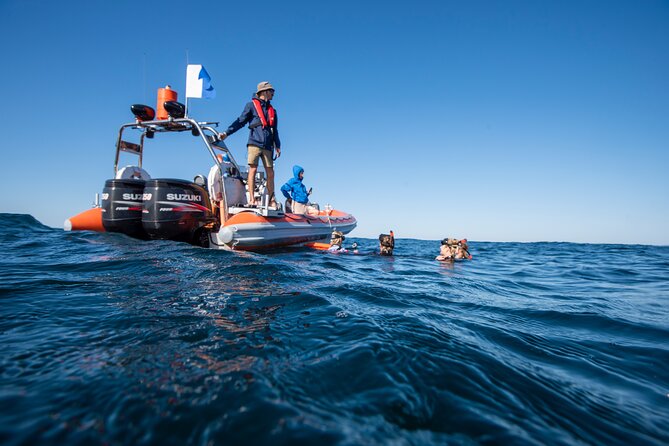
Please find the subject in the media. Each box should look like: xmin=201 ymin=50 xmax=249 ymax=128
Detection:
xmin=64 ymin=96 xmax=356 ymax=251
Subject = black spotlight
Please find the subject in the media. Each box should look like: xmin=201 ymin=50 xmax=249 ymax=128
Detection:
xmin=131 ymin=104 xmax=156 ymax=121
xmin=163 ymin=101 xmax=185 ymax=119
xmin=146 ymin=128 xmax=155 ymax=139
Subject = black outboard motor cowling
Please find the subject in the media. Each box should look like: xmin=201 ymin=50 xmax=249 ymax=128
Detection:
xmin=142 ymin=179 xmax=216 ymax=244
xmin=101 ymin=179 xmax=147 ymax=239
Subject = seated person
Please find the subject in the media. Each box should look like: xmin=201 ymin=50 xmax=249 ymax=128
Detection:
xmin=207 ymin=154 xmax=226 ymax=223
xmin=280 ymin=165 xmax=319 ymax=216
xmin=379 ymin=231 xmax=395 ymax=256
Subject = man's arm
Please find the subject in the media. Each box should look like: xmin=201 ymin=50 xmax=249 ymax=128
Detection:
xmin=272 ymin=111 xmax=281 ymax=154
xmin=219 ymin=102 xmax=253 ymax=139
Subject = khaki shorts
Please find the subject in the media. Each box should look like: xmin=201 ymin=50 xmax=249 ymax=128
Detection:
xmin=247 ymin=145 xmax=273 ymax=168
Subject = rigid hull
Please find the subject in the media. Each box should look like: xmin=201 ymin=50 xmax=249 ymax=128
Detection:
xmin=211 ymin=210 xmax=357 ymax=250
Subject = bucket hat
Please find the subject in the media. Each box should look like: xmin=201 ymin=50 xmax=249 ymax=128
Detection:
xmin=256 ymin=81 xmax=275 ymax=94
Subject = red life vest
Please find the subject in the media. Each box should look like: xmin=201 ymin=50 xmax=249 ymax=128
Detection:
xmin=252 ymin=98 xmax=276 ymax=128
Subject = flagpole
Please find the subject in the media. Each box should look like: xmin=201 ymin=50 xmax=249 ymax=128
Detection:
xmin=185 ymin=50 xmax=190 ymax=117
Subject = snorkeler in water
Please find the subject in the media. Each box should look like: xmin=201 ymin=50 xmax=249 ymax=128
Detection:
xmin=455 ymin=239 xmax=472 ymax=259
xmin=328 ymin=230 xmax=347 ymax=252
xmin=436 ymin=238 xmax=472 ymax=261
xmin=436 ymin=238 xmax=456 ymax=261
xmin=379 ymin=231 xmax=395 ymax=256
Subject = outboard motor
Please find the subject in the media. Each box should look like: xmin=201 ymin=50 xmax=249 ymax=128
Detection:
xmin=142 ymin=179 xmax=216 ymax=246
xmin=101 ymin=179 xmax=147 ymax=239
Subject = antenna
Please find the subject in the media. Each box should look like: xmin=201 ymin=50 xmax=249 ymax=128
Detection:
xmin=142 ymin=52 xmax=147 ymax=104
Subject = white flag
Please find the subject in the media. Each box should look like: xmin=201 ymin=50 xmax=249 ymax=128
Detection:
xmin=185 ymin=64 xmax=216 ymax=99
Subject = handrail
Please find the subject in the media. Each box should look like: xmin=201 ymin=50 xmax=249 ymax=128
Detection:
xmin=113 ymin=117 xmax=238 ymax=224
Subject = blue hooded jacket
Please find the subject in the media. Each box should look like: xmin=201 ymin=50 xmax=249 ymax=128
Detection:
xmin=224 ymin=97 xmax=281 ymax=152
xmin=280 ymin=165 xmax=309 ymax=204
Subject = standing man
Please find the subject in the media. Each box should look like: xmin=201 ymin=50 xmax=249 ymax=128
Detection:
xmin=219 ymin=81 xmax=281 ymax=207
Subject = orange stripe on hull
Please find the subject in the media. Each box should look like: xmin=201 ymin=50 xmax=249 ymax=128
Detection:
xmin=64 ymin=207 xmax=105 ymax=232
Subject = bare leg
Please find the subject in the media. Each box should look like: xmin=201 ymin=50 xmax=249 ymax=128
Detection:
xmin=247 ymin=165 xmax=257 ymax=205
xmin=266 ymin=166 xmax=276 ymax=205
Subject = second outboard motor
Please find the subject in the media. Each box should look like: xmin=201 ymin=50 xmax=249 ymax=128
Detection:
xmin=101 ymin=179 xmax=147 ymax=239
xmin=142 ymin=179 xmax=216 ymax=246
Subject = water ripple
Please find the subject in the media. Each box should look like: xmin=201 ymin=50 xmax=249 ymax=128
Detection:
xmin=0 ymin=214 xmax=668 ymax=445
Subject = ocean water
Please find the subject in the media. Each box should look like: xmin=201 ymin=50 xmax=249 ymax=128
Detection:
xmin=0 ymin=213 xmax=668 ymax=445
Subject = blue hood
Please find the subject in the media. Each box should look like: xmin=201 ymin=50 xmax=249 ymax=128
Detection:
xmin=281 ymin=165 xmax=309 ymax=204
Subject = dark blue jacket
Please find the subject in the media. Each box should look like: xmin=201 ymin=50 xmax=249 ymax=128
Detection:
xmin=281 ymin=165 xmax=309 ymax=204
xmin=225 ymin=97 xmax=281 ymax=151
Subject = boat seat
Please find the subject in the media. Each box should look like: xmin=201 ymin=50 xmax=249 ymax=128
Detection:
xmin=116 ymin=165 xmax=151 ymax=180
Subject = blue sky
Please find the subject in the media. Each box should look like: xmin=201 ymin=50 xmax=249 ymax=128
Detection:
xmin=1 ymin=0 xmax=667 ymax=244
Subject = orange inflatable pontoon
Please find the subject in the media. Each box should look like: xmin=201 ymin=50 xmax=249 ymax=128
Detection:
xmin=63 ymin=207 xmax=104 ymax=232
